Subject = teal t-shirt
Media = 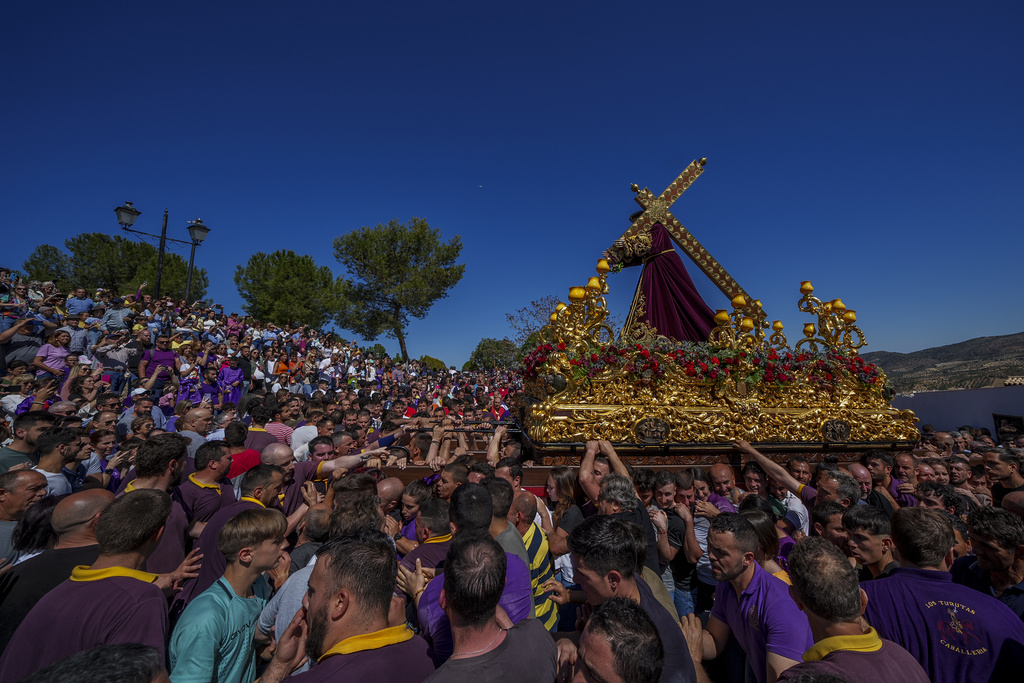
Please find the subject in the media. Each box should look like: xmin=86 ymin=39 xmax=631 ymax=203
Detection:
xmin=169 ymin=576 xmax=270 ymax=683
xmin=0 ymin=446 xmax=33 ymax=474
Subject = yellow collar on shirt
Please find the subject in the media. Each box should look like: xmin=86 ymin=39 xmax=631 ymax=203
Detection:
xmin=318 ymin=624 xmax=414 ymax=660
xmin=424 ymin=533 xmax=452 ymax=544
xmin=188 ymin=472 xmax=222 ymax=490
xmin=70 ymin=565 xmax=158 ymax=583
xmin=803 ymin=627 xmax=883 ymax=661
xmin=239 ymin=496 xmax=266 ymax=507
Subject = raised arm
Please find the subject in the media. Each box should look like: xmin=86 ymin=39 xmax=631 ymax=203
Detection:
xmin=486 ymin=425 xmax=506 ymax=466
xmin=578 ymin=440 xmax=602 ymax=502
xmin=598 ymin=440 xmax=630 ymax=478
xmin=733 ymin=440 xmax=802 ymax=497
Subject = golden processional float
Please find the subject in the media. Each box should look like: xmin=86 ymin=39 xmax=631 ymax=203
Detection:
xmin=516 ymin=159 xmax=919 ymax=467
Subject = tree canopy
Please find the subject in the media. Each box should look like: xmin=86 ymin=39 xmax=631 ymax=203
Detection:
xmin=21 ymin=232 xmax=208 ymax=300
xmin=332 ymin=217 xmax=464 ymax=360
xmin=505 ymin=295 xmax=562 ymax=347
xmin=234 ymin=250 xmax=340 ymax=328
xmin=468 ymin=337 xmax=518 ymax=370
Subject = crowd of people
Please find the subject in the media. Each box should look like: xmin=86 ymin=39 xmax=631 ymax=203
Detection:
xmin=1 ymin=271 xmax=1024 ymax=682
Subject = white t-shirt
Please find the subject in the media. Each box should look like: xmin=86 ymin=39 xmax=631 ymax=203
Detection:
xmin=33 ymin=467 xmax=71 ymax=496
xmin=290 ymin=425 xmax=318 ymax=451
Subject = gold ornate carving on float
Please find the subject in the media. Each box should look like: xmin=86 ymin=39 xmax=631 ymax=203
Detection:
xmin=520 ymin=161 xmax=918 ymax=447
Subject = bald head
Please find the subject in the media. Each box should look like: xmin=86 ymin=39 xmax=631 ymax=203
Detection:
xmin=709 ymin=464 xmax=736 ymax=497
xmin=846 ymin=463 xmax=872 ymax=501
xmin=377 ymin=477 xmax=403 ymax=513
xmin=51 ymin=489 xmax=115 ymax=538
xmin=1002 ymin=491 xmax=1024 ymax=519
xmin=260 ymin=443 xmax=294 ymax=466
xmin=183 ymin=408 xmax=214 ymax=436
xmin=933 ymin=432 xmax=954 ymax=455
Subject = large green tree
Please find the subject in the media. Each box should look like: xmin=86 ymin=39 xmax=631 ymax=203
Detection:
xmin=21 ymin=245 xmax=73 ymax=290
xmin=468 ymin=338 xmax=518 ymax=370
xmin=332 ymin=217 xmax=464 ymax=360
xmin=234 ymin=249 xmax=340 ymax=328
xmin=21 ymin=233 xmax=208 ymax=300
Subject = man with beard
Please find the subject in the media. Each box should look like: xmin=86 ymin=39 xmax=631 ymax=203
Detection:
xmin=701 ymin=513 xmax=812 ymax=683
xmin=119 ymin=433 xmax=196 ymax=575
xmin=260 ymin=529 xmax=434 ymax=682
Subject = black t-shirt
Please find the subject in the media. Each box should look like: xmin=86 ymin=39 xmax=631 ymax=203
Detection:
xmin=864 ymin=490 xmax=896 ymax=518
xmin=556 ymin=504 xmax=585 ymax=535
xmin=612 ymin=506 xmax=660 ymax=575
xmin=0 ymin=544 xmax=101 ymax=653
xmin=236 ymin=357 xmax=252 ymax=381
xmin=665 ymin=512 xmax=697 ymax=590
xmin=124 ymin=340 xmax=151 ymax=374
xmin=991 ymin=482 xmax=1024 ymax=508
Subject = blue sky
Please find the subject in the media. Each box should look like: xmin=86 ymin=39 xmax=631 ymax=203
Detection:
xmin=3 ymin=2 xmax=1021 ymax=365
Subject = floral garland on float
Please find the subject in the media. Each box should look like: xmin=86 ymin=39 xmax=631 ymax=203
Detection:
xmin=518 ymin=260 xmax=916 ymax=447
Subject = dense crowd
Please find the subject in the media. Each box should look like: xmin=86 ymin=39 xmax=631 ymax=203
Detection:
xmin=1 ymin=270 xmax=1024 ymax=683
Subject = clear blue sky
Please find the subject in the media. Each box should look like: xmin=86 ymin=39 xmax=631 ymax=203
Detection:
xmin=3 ymin=2 xmax=1021 ymax=366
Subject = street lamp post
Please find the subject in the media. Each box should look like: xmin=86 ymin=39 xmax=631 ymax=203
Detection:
xmin=114 ymin=202 xmax=211 ymax=300
xmin=185 ymin=219 xmax=211 ymax=302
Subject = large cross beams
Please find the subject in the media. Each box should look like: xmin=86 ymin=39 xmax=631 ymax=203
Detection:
xmin=619 ymin=159 xmax=765 ymax=326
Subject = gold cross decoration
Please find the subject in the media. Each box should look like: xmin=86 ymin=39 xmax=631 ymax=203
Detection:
xmin=616 ymin=158 xmax=766 ymax=328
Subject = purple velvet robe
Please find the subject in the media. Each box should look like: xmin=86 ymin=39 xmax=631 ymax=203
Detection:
xmin=218 ymin=366 xmax=244 ymax=405
xmin=615 ymin=222 xmax=716 ymax=343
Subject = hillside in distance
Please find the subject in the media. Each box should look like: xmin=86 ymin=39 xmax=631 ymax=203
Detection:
xmin=861 ymin=331 xmax=1024 ymax=392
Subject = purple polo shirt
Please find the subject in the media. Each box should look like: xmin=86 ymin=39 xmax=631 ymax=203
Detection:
xmin=416 ymin=551 xmax=534 ymax=666
xmin=708 ymin=492 xmax=737 ymax=513
xmin=291 ymin=629 xmax=433 ymax=682
xmin=116 ymin=484 xmax=191 ymax=575
xmin=281 ymin=460 xmax=323 ymax=515
xmin=176 ymin=474 xmax=237 ymax=522
xmin=141 ymin=347 xmax=177 ymax=380
xmin=711 ymin=562 xmax=814 ymax=683
xmin=797 ymin=483 xmax=819 ymax=508
xmin=400 ymin=536 xmax=452 ymax=576
xmin=178 ymin=498 xmax=263 ymax=605
xmin=862 ymin=567 xmax=1024 ymax=683
xmin=888 ymin=477 xmax=918 ymax=507
xmin=0 ymin=567 xmax=168 ymax=681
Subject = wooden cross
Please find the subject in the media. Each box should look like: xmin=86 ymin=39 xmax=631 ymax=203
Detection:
xmin=617 ymin=158 xmax=765 ymax=326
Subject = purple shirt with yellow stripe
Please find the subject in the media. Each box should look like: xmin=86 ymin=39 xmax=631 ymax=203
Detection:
xmin=0 ymin=565 xmax=168 ymax=681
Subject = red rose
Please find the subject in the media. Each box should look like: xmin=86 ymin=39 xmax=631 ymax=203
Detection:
xmin=641 ymin=349 xmax=651 ymax=358
xmin=591 ymin=353 xmax=599 ymax=362
xmin=685 ymin=367 xmax=695 ymax=376
xmin=700 ymin=362 xmax=708 ymax=372
xmin=752 ymin=358 xmax=761 ymax=366
xmin=710 ymin=357 xmax=720 ymax=365
xmin=538 ymin=355 xmax=547 ymax=363
xmin=710 ymin=370 xmax=718 ymax=379
xmin=557 ymin=342 xmax=566 ymax=351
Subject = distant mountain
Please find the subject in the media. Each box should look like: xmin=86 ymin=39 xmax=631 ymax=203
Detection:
xmin=861 ymin=332 xmax=1024 ymax=392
